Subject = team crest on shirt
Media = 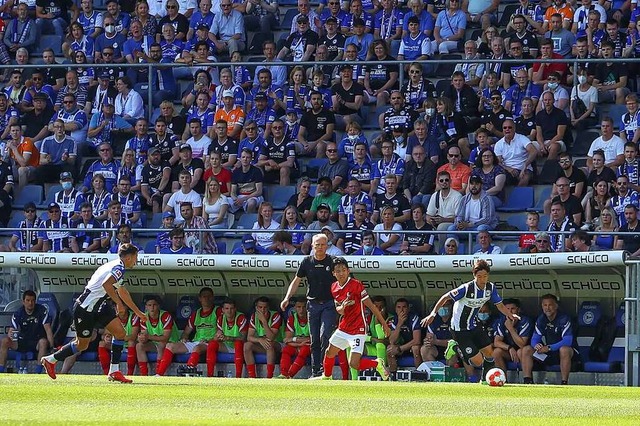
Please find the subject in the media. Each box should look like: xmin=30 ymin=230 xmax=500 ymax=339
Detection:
xmin=224 ymin=145 xmax=228 ymax=152
xmin=465 ymin=346 xmax=472 ymax=354
xmin=81 ymin=329 xmax=91 ymax=337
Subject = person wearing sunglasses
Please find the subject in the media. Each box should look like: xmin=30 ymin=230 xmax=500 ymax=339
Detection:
xmin=480 ymin=89 xmax=513 ymax=141
xmin=7 ymin=202 xmax=43 ymax=252
xmin=494 ymin=117 xmax=537 ymax=186
xmin=48 ymin=92 xmax=88 ymax=152
xmin=426 ymin=170 xmax=463 ymax=239
xmin=34 ymin=118 xmax=77 ymax=185
xmin=209 ymin=0 xmax=245 ymax=54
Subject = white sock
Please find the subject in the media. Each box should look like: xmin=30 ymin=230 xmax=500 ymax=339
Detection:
xmin=44 ymin=354 xmax=57 ymax=363
xmin=109 ymin=363 xmax=120 ymax=375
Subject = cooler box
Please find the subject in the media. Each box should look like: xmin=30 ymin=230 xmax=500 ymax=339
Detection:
xmin=445 ymin=367 xmax=466 ymax=382
xmin=417 ymin=361 xmax=446 ymax=382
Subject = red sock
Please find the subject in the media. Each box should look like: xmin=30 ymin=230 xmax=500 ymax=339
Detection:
xmin=338 ymin=350 xmax=349 ymax=380
xmin=126 ymin=346 xmax=137 ymax=375
xmin=247 ymin=363 xmax=256 ymax=378
xmin=280 ymin=345 xmax=297 ymax=377
xmin=289 ymin=345 xmax=311 ymax=378
xmin=358 ymin=358 xmax=378 ymax=371
xmin=234 ymin=341 xmax=244 ymax=378
xmin=156 ymin=349 xmax=174 ymax=376
xmin=206 ymin=341 xmax=219 ymax=377
xmin=139 ymin=361 xmax=148 ymax=376
xmin=187 ymin=352 xmax=200 ymax=367
xmin=323 ymin=356 xmax=334 ymax=378
xmin=98 ymin=346 xmax=110 ymax=375
xmin=266 ymin=363 xmax=275 ymax=378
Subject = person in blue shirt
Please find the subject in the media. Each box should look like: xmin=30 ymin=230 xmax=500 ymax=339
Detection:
xmin=0 ymin=290 xmax=53 ymax=373
xmin=522 ymin=294 xmax=577 ymax=385
xmin=351 ymin=230 xmax=384 ymax=255
xmin=155 ymin=211 xmax=176 ymax=253
xmin=160 ymin=227 xmax=194 ymax=254
xmin=492 ymin=298 xmax=533 ymax=375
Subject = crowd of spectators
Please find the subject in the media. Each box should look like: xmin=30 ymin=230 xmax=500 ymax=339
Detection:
xmin=0 ymin=0 xmax=639 ymax=255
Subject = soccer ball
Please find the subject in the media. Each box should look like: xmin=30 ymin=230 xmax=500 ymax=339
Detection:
xmin=485 ymin=368 xmax=506 ymax=387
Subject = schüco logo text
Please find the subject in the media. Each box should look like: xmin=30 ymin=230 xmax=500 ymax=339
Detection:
xmin=20 ymin=256 xmax=57 ymax=265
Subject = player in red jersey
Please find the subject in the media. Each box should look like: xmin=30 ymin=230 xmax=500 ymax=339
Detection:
xmin=320 ymin=257 xmax=391 ymax=380
xmin=208 ymin=298 xmax=248 ymax=378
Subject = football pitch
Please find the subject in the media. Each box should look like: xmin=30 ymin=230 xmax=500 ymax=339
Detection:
xmin=2 ymin=375 xmax=640 ymax=425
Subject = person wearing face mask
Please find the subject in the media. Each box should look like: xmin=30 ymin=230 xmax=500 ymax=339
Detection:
xmin=421 ymin=300 xmax=461 ymax=368
xmin=337 ymin=122 xmax=368 ymax=165
xmin=54 ymin=171 xmax=82 ymax=222
xmin=351 ymin=230 xmax=384 ymax=255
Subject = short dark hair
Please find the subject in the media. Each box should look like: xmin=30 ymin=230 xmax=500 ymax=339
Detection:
xmin=22 ymin=289 xmax=36 ymax=300
xmin=541 ymin=293 xmax=558 ymax=303
xmin=118 ymin=242 xmax=139 ymax=257
xmin=333 ymin=257 xmax=349 ymax=268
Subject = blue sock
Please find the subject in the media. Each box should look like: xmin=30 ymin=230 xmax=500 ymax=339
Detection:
xmin=0 ymin=365 xmax=5 ymax=373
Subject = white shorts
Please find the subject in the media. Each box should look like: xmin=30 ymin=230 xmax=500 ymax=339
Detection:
xmin=183 ymin=341 xmax=207 ymax=353
xmin=329 ymin=329 xmax=367 ymax=354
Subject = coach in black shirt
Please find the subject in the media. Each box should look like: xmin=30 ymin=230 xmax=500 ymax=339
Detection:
xmin=281 ymin=233 xmax=336 ymax=377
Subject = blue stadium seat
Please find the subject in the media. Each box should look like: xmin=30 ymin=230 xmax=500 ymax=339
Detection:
xmin=303 ymin=158 xmax=329 ymax=181
xmin=35 ymin=35 xmax=63 ymax=55
xmin=1 ymin=212 xmax=24 ymax=236
xmin=498 ymin=4 xmax=519 ymax=27
xmin=583 ymin=303 xmax=625 ymax=373
xmin=497 ymin=187 xmax=534 ymax=212
xmin=506 ymin=214 xmax=527 ymax=231
xmin=435 ymin=54 xmax=462 ymax=78
xmin=248 ymin=32 xmax=274 ymax=54
xmin=435 ymin=78 xmax=450 ymax=97
xmin=144 ymin=240 xmax=157 ymax=254
xmin=608 ymin=104 xmax=627 ymax=130
xmin=234 ymin=213 xmax=258 ymax=230
xmin=175 ymin=296 xmax=199 ymax=330
xmin=216 ymin=241 xmax=226 ymax=254
xmin=502 ymin=243 xmax=520 ymax=254
xmin=527 ymin=187 xmax=552 ymax=213
xmin=139 ymin=213 xmax=163 ymax=237
xmin=265 ymin=185 xmax=296 ymax=210
xmin=13 ymin=185 xmax=43 ymax=209
xmin=39 ymin=185 xmax=63 ymax=209
xmin=279 ymin=9 xmax=298 ymax=31
xmin=570 ymin=130 xmax=599 ymax=156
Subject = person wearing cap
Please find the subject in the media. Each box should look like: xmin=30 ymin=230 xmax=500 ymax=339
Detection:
xmin=37 ymin=202 xmax=78 ymax=253
xmin=297 ymin=90 xmax=336 ymax=159
xmin=214 ymin=88 xmax=245 ymax=140
xmin=318 ymin=19 xmax=346 ymax=60
xmin=160 ymin=227 xmax=194 ymax=254
xmin=317 ymin=225 xmax=344 ymax=256
xmin=249 ymin=68 xmax=286 ymax=113
xmin=7 ymin=202 xmax=43 ymax=252
xmin=258 ymin=118 xmax=298 ymax=186
xmin=290 ymin=0 xmax=322 ymax=35
xmin=20 ymin=69 xmax=56 ymax=113
xmin=310 ymin=176 xmax=342 ymax=222
xmin=341 ymin=0 xmax=373 ymax=36
xmin=231 ymin=234 xmax=270 ymax=254
xmin=245 ymin=92 xmax=277 ymax=140
xmin=169 ymin=142 xmax=205 ymax=194
xmin=154 ymin=212 xmax=176 ymax=253
xmin=278 ymin=14 xmax=319 ymax=63
xmin=34 ymin=118 xmax=77 ymax=185
xmin=319 ymin=1 xmax=347 ymax=30
xmin=209 ymin=0 xmax=245 ymax=54
xmin=5 ymin=123 xmax=38 ymax=192
xmin=140 ymin=145 xmax=172 ymax=213
xmin=229 ymin=148 xmax=264 ymax=213
xmin=53 ymin=170 xmax=82 ymax=221
xmin=319 ymin=142 xmax=349 ymax=192
xmin=344 ymin=17 xmax=373 ymax=61
xmin=303 ymin=201 xmax=339 ymax=250
xmin=84 ymin=68 xmax=119 ymax=116
xmin=449 ymin=175 xmax=498 ymax=233
xmin=186 ymin=0 xmax=215 ymax=40
xmin=71 ymin=201 xmax=103 ymax=253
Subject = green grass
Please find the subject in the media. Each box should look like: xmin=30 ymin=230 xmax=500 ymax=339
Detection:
xmin=2 ymin=375 xmax=640 ymax=425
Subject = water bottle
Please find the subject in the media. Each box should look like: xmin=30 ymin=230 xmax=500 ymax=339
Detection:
xmin=227 ymin=371 xmax=233 ymax=378
xmin=19 ymin=367 xmax=27 ymax=374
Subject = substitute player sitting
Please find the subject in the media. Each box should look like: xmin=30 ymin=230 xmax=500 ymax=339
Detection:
xmin=41 ymin=244 xmax=146 ymax=383
xmin=136 ymin=296 xmax=179 ymax=376
xmin=320 ymin=257 xmax=391 ymax=380
xmin=207 ymin=298 xmax=248 ymax=378
xmin=244 ymin=296 xmax=283 ymax=379
xmin=421 ymin=259 xmax=520 ymax=383
xmin=387 ymin=298 xmax=423 ymax=377
xmin=278 ymin=298 xmax=311 ymax=379
xmin=156 ymin=287 xmax=221 ymax=377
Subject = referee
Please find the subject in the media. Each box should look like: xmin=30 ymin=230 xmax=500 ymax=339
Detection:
xmin=281 ymin=233 xmax=336 ymax=377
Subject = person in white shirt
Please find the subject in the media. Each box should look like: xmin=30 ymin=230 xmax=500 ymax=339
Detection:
xmin=164 ymin=169 xmax=203 ymax=223
xmin=114 ymin=76 xmax=144 ymax=124
xmin=185 ymin=118 xmax=212 ymax=159
xmin=587 ymin=117 xmax=625 ymax=171
xmin=494 ymin=118 xmax=537 ymax=186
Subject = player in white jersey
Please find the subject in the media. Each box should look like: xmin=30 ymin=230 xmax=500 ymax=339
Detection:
xmin=41 ymin=244 xmax=147 ymax=383
xmin=421 ymin=259 xmax=519 ymax=383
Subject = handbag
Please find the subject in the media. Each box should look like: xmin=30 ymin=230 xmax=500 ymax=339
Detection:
xmin=572 ymin=95 xmax=588 ymax=118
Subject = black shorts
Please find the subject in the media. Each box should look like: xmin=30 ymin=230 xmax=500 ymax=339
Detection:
xmin=17 ymin=339 xmax=39 ymax=353
xmin=73 ymin=301 xmax=117 ymax=338
xmin=451 ymin=328 xmax=492 ymax=363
